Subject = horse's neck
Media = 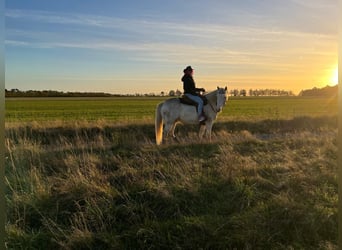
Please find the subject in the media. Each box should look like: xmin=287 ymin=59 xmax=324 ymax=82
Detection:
xmin=205 ymin=90 xmax=217 ymax=104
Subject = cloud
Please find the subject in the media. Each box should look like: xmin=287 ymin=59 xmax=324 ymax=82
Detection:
xmin=6 ymin=7 xmax=336 ymax=38
xmin=5 ymin=7 xmax=337 ymax=73
xmin=289 ymin=0 xmax=336 ymax=9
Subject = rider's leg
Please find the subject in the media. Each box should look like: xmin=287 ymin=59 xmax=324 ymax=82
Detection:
xmin=184 ymin=94 xmax=205 ymax=121
xmin=184 ymin=94 xmax=203 ymax=114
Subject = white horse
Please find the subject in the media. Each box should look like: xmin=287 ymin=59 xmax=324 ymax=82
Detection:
xmin=155 ymin=86 xmax=228 ymax=145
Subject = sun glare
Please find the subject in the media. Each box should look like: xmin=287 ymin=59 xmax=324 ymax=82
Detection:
xmin=330 ymin=66 xmax=338 ymax=85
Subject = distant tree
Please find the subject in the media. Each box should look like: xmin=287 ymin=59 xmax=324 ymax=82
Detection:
xmin=160 ymin=91 xmax=165 ymax=96
xmin=239 ymin=89 xmax=247 ymax=96
xmin=299 ymin=85 xmax=337 ymax=97
xmin=249 ymin=89 xmax=253 ymax=96
xmin=11 ymin=88 xmax=20 ymax=93
xmin=169 ymin=90 xmax=175 ymax=96
xmin=175 ymin=89 xmax=182 ymax=96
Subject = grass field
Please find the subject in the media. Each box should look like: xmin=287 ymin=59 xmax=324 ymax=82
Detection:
xmin=5 ymin=96 xmax=338 ymax=249
xmin=5 ymin=95 xmax=338 ymax=123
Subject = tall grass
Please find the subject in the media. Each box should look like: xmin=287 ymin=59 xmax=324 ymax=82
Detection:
xmin=5 ymin=116 xmax=337 ymax=249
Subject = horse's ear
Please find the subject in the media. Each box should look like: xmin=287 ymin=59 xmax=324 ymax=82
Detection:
xmin=225 ymin=86 xmax=227 ymax=90
xmin=217 ymin=86 xmax=219 ymax=90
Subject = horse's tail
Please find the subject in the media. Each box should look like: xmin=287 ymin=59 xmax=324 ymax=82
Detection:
xmin=155 ymin=102 xmax=163 ymax=145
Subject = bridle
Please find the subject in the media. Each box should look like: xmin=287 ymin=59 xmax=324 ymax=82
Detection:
xmin=208 ymin=98 xmax=218 ymax=113
xmin=207 ymin=90 xmax=225 ymax=114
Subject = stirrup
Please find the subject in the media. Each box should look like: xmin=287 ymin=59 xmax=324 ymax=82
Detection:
xmin=198 ymin=115 xmax=206 ymax=122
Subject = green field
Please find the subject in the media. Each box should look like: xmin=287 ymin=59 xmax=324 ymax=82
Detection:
xmin=5 ymin=96 xmax=338 ymax=249
xmin=5 ymin=97 xmax=162 ymax=123
xmin=5 ymin=96 xmax=338 ymax=123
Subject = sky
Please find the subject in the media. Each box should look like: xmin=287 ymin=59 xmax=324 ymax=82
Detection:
xmin=5 ymin=0 xmax=338 ymax=95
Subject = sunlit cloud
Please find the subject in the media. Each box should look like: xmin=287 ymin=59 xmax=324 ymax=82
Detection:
xmin=5 ymin=9 xmax=336 ymax=61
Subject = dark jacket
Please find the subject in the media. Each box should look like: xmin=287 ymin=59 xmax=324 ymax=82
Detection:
xmin=182 ymin=74 xmax=201 ymax=95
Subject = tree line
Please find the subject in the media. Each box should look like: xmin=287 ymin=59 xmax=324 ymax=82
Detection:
xmin=5 ymin=85 xmax=336 ymax=98
xmin=5 ymin=89 xmax=123 ymax=98
xmin=298 ymin=85 xmax=337 ymax=97
xmin=5 ymin=89 xmax=181 ymax=97
xmin=5 ymin=88 xmax=294 ymax=97
xmin=167 ymin=88 xmax=294 ymax=97
xmin=230 ymin=89 xmax=294 ymax=97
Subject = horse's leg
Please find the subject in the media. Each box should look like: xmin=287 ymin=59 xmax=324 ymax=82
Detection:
xmin=199 ymin=124 xmax=206 ymax=139
xmin=205 ymin=121 xmax=214 ymax=141
xmin=170 ymin=122 xmax=177 ymax=138
xmin=163 ymin=121 xmax=177 ymax=142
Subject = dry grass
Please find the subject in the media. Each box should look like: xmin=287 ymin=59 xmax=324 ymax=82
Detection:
xmin=5 ymin=116 xmax=338 ymax=249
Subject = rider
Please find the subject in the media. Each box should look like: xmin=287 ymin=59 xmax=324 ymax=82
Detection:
xmin=181 ymin=66 xmax=206 ymax=122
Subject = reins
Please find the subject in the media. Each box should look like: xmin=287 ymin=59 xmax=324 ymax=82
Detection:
xmin=207 ymin=99 xmax=218 ymax=113
xmin=205 ymin=91 xmax=218 ymax=114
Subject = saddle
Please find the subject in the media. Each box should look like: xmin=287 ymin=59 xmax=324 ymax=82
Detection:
xmin=179 ymin=94 xmax=208 ymax=107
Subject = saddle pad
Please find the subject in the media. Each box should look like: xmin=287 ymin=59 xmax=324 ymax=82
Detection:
xmin=179 ymin=95 xmax=208 ymax=106
xmin=179 ymin=95 xmax=198 ymax=106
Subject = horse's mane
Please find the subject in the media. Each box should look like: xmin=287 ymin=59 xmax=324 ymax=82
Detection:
xmin=204 ymin=89 xmax=218 ymax=102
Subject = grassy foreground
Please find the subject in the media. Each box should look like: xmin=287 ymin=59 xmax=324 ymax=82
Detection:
xmin=5 ymin=116 xmax=337 ymax=249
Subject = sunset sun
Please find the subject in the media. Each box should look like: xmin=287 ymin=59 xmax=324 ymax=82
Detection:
xmin=330 ymin=66 xmax=338 ymax=85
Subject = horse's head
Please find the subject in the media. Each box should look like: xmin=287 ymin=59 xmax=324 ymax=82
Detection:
xmin=216 ymin=86 xmax=228 ymax=112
